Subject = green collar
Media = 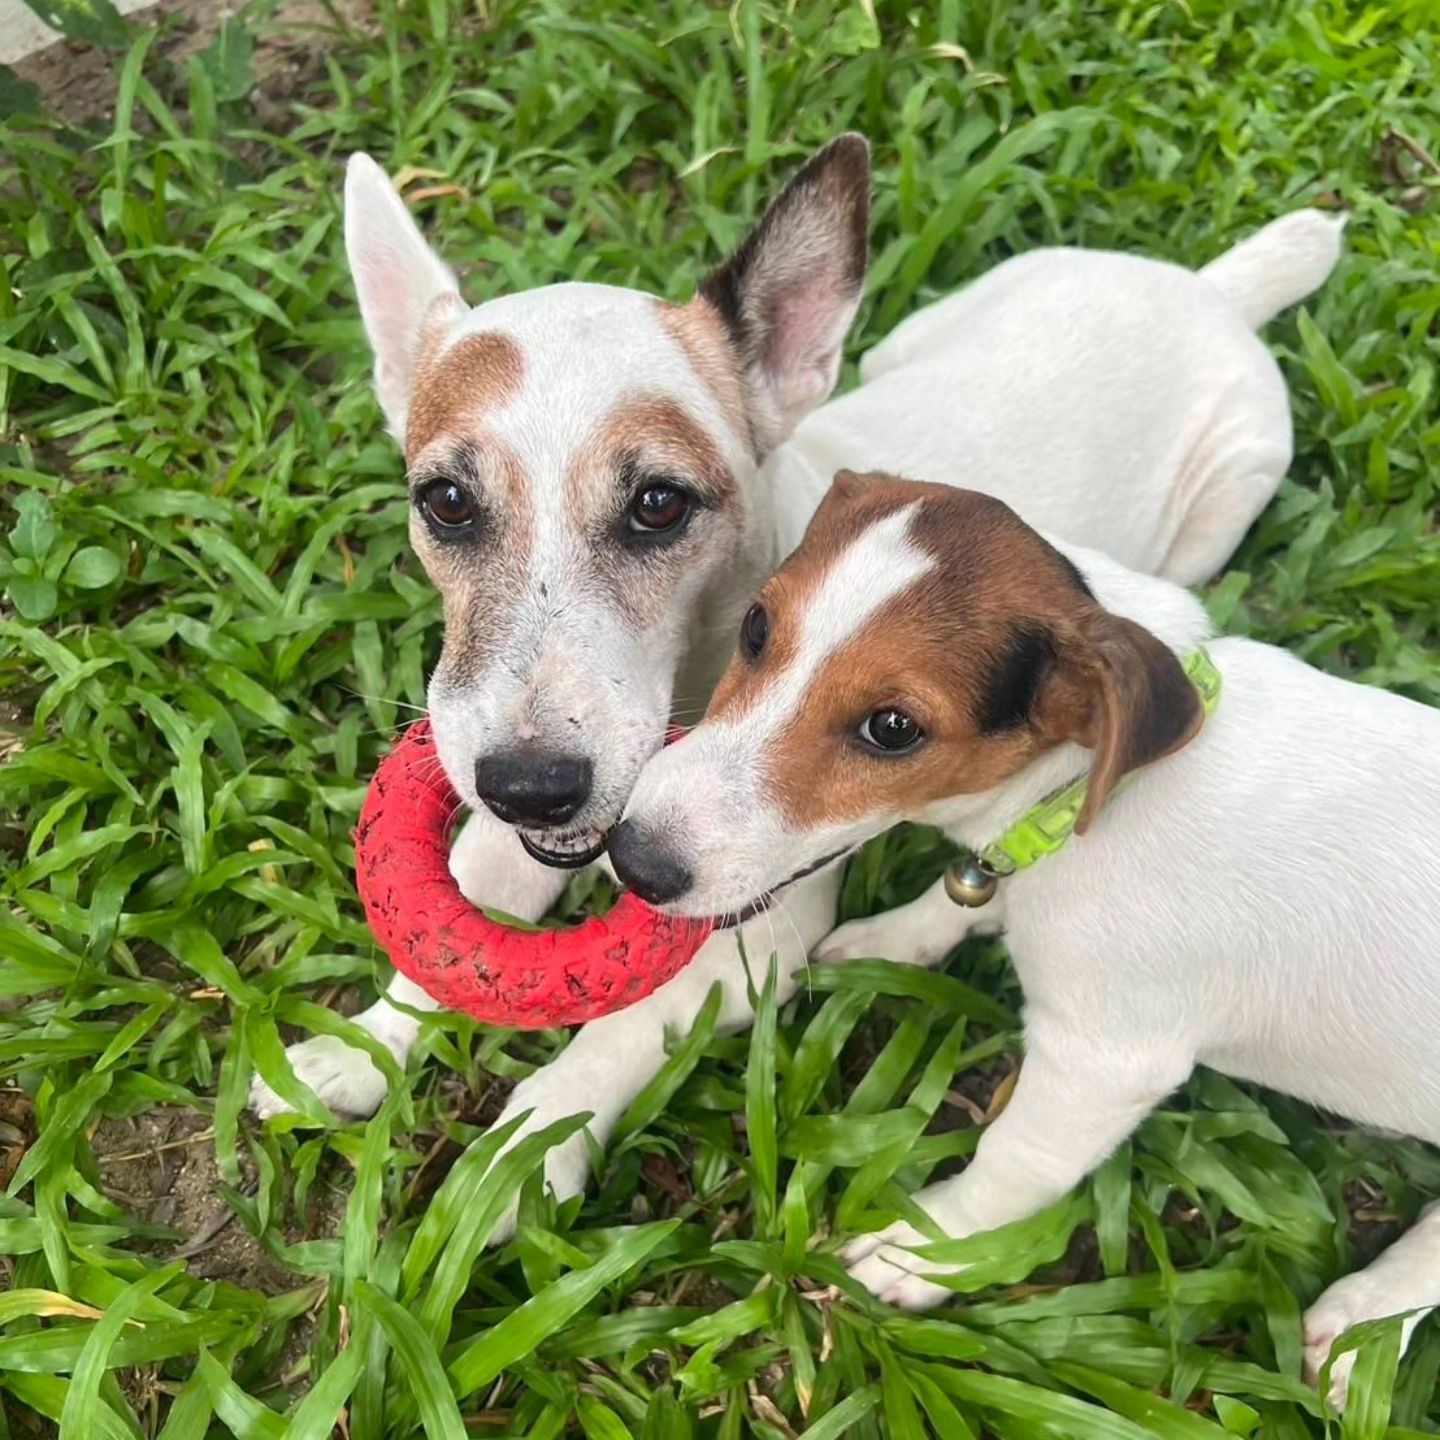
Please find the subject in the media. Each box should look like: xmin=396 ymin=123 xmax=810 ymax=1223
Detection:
xmin=944 ymin=648 xmax=1221 ymax=906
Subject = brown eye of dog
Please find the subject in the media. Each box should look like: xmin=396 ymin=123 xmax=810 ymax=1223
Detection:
xmin=628 ymin=483 xmax=691 ymax=534
xmin=419 ymin=479 xmax=475 ymax=530
xmin=740 ymin=603 xmax=769 ymax=661
xmin=860 ymin=708 xmax=924 ymax=753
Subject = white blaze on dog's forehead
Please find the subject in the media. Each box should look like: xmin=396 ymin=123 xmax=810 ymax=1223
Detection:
xmin=800 ymin=503 xmax=931 ymax=667
xmin=739 ymin=502 xmax=934 ymax=735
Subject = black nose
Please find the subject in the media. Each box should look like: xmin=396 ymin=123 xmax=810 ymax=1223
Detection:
xmin=474 ymin=750 xmax=593 ymax=826
xmin=608 ymin=819 xmax=693 ymax=906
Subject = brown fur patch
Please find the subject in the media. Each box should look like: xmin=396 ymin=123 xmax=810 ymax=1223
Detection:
xmin=707 ymin=471 xmax=927 ymax=724
xmin=411 ymin=436 xmax=532 ymax=688
xmin=404 ymin=329 xmax=524 ymax=460
xmin=578 ymin=392 xmax=735 ymax=500
xmin=561 ymin=391 xmax=740 ymax=628
xmin=706 ymin=568 xmax=804 ymax=721
xmin=706 ymin=472 xmax=1202 ymax=833
xmin=657 ymin=297 xmax=751 ymax=446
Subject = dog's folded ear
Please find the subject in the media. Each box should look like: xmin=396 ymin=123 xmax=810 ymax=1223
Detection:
xmin=1035 ymin=610 xmax=1205 ymax=833
xmin=344 ymin=153 xmax=463 ymax=443
xmin=698 ymin=135 xmax=870 ymax=454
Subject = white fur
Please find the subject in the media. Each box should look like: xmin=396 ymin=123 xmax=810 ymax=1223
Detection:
xmin=772 ymin=238 xmax=1319 ymax=588
xmin=344 ymin=153 xmax=462 ymax=438
xmin=787 ymin=503 xmax=934 ymax=681
xmin=629 ymin=534 xmax=1440 ymax=1411
xmin=420 ymin=283 xmax=754 ymax=833
xmin=1198 ymin=210 xmax=1348 ymax=329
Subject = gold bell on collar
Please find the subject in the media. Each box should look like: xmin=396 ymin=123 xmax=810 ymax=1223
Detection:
xmin=943 ymin=853 xmax=1000 ymax=908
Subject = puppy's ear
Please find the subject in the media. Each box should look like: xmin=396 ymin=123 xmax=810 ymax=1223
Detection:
xmin=345 ymin=153 xmax=462 ymax=441
xmin=829 ymin=467 xmax=883 ymax=500
xmin=698 ymin=135 xmax=870 ymax=454
xmin=1035 ymin=610 xmax=1204 ymax=833
xmin=817 ymin=467 xmax=884 ymax=512
xmin=803 ymin=468 xmax=892 ymax=543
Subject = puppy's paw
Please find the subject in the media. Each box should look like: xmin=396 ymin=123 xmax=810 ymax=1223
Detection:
xmin=1303 ymin=1272 xmax=1399 ymax=1412
xmin=815 ymin=916 xmax=948 ymax=969
xmin=248 ymin=1034 xmax=391 ymax=1122
xmin=483 ymin=1068 xmax=596 ymax=1246
xmin=841 ymin=1220 xmax=956 ymax=1312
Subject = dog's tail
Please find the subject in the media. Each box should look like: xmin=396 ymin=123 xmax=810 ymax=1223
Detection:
xmin=1199 ymin=210 xmax=1346 ymax=330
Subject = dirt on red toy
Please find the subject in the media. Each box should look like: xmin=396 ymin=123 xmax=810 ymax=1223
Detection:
xmin=354 ymin=721 xmax=714 ymax=1028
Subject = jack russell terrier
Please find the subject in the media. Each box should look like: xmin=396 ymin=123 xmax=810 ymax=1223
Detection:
xmin=248 ymin=137 xmax=1344 ymax=1253
xmin=610 ymin=470 xmax=1440 ymax=1409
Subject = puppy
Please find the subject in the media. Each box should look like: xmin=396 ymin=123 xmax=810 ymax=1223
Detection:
xmin=612 ymin=470 xmax=1440 ymax=1409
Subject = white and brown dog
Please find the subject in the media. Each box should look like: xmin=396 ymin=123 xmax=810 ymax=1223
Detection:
xmin=611 ymin=471 xmax=1440 ymax=1408
xmin=249 ymin=138 xmax=1345 ymax=1247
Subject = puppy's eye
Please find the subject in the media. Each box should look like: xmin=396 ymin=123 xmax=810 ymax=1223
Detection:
xmin=740 ymin=603 xmax=769 ymax=661
xmin=859 ymin=708 xmax=924 ymax=753
xmin=418 ymin=479 xmax=476 ymax=530
xmin=628 ymin=483 xmax=692 ymax=534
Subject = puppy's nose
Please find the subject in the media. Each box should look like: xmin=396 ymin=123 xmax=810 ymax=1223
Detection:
xmin=608 ymin=819 xmax=693 ymax=906
xmin=474 ymin=750 xmax=593 ymax=826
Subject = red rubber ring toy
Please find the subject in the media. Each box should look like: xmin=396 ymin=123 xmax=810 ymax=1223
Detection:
xmin=354 ymin=720 xmax=714 ymax=1028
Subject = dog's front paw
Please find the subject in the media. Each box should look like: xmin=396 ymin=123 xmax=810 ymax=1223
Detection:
xmin=816 ymin=915 xmax=950 ymax=969
xmin=1303 ymin=1272 xmax=1398 ymax=1413
xmin=840 ymin=1220 xmax=956 ymax=1311
xmin=248 ymin=1034 xmax=391 ymax=1122
xmin=483 ymin=1068 xmax=596 ymax=1246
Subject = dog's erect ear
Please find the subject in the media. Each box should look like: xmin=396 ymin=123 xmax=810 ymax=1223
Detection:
xmin=345 ymin=153 xmax=462 ymax=441
xmin=698 ymin=135 xmax=870 ymax=454
xmin=1035 ymin=610 xmax=1204 ymax=833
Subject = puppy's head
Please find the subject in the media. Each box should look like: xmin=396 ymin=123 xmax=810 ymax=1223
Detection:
xmin=610 ymin=472 xmax=1203 ymax=916
xmin=344 ymin=141 xmax=870 ymax=864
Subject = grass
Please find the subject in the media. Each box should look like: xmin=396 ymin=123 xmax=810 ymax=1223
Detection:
xmin=1 ymin=0 xmax=1438 ymax=1433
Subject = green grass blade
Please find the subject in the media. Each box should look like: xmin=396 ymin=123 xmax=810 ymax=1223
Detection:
xmin=447 ymin=1222 xmax=680 ymax=1400
xmin=58 ymin=1266 xmax=179 ymax=1440
xmin=353 ymin=1281 xmax=468 ymax=1440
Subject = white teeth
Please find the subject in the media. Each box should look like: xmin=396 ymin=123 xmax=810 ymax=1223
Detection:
xmin=521 ymin=826 xmax=605 ymax=857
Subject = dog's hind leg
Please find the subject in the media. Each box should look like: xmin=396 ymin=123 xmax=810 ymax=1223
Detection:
xmin=1158 ymin=465 xmax=1289 ymax=589
xmin=248 ymin=810 xmax=569 ymax=1121
xmin=1304 ymin=1201 xmax=1440 ymax=1412
xmin=1155 ymin=368 xmax=1293 ymax=589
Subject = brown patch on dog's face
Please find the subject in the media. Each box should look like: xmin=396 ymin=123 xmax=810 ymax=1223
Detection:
xmin=711 ymin=473 xmax=1202 ymax=835
xmin=410 ymin=437 xmax=532 ymax=686
xmin=657 ymin=298 xmax=751 ymax=449
xmin=706 ymin=471 xmax=915 ymax=722
xmin=402 ymin=327 xmax=533 ymax=685
xmin=404 ymin=329 xmax=524 ymax=460
xmin=565 ymin=391 xmax=743 ymax=628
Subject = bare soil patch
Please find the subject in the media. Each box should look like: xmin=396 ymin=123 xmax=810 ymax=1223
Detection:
xmin=11 ymin=0 xmax=374 ymax=127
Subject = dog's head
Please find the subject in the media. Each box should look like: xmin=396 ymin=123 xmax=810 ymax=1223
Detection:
xmin=346 ymin=139 xmax=870 ymax=865
xmin=610 ymin=472 xmax=1204 ymax=917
